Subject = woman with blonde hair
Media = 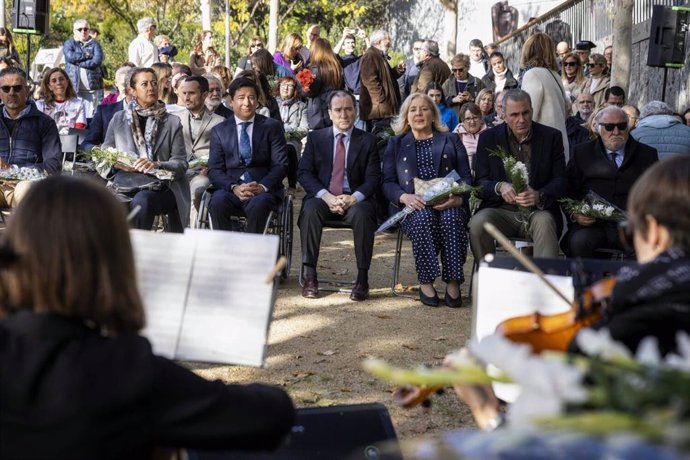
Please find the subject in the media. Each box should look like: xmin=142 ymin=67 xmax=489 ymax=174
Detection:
xmin=560 ymin=51 xmax=585 ymax=100
xmin=303 ymin=37 xmax=344 ymax=129
xmin=273 ymin=33 xmax=304 ymax=75
xmin=383 ymin=94 xmax=472 ymax=307
xmin=152 ymin=62 xmax=173 ymax=103
xmin=189 ymin=30 xmax=222 ymax=76
xmin=582 ymin=53 xmax=610 ymax=109
xmin=475 ymin=88 xmax=494 ymax=118
xmin=519 ymin=32 xmax=570 ymax=158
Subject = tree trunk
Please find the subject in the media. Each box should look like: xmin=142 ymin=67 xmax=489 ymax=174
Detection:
xmin=611 ymin=0 xmax=633 ymax=93
xmin=268 ymin=0 xmax=279 ymax=53
xmin=200 ymin=0 xmax=212 ymax=31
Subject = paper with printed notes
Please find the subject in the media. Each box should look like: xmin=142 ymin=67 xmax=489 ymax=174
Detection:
xmin=130 ymin=229 xmax=279 ymax=367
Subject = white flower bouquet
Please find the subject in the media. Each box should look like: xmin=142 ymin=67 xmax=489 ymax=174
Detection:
xmin=376 ymin=171 xmax=479 ymax=233
xmin=0 ymin=165 xmax=48 ymax=182
xmin=90 ymin=146 xmax=174 ymax=181
xmin=490 ymin=146 xmax=531 ymax=228
xmin=364 ymin=330 xmax=690 ymax=452
xmin=561 ymin=190 xmax=626 ymax=222
xmin=188 ymin=156 xmax=208 ymax=169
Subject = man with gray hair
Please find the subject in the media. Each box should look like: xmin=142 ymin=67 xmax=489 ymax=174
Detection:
xmin=411 ymin=39 xmax=451 ymax=93
xmin=128 ymin=17 xmax=159 ymax=67
xmin=562 ymin=105 xmax=658 ymax=257
xmin=631 ymin=100 xmax=690 ymax=160
xmin=81 ymin=64 xmax=134 ymax=151
xmin=62 ymin=18 xmax=104 ymax=118
xmin=203 ymin=73 xmax=231 ymax=118
xmin=359 ymin=29 xmax=402 ymax=133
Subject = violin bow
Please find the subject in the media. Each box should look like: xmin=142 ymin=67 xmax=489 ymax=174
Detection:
xmin=482 ymin=222 xmax=571 ymax=307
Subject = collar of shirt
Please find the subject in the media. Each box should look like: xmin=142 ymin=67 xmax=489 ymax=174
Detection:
xmin=332 ymin=126 xmax=354 ymax=141
xmin=234 ymin=115 xmax=255 ymax=126
xmin=188 ymin=108 xmax=207 ymax=120
xmin=3 ymin=104 xmax=31 ymax=120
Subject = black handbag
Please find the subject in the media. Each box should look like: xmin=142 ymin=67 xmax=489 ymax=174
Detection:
xmin=109 ymin=171 xmax=169 ymax=196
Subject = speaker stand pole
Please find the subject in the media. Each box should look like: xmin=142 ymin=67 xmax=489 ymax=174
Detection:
xmin=661 ymin=67 xmax=668 ymax=103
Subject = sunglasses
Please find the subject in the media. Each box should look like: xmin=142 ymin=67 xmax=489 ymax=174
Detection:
xmin=601 ymin=122 xmax=628 ymax=132
xmin=0 ymin=85 xmax=24 ymax=93
xmin=618 ymin=220 xmax=634 ymax=252
xmin=452 ymin=68 xmax=466 ymax=72
xmin=589 ymin=62 xmax=603 ymax=67
xmin=76 ymin=27 xmax=89 ymax=32
xmin=563 ymin=61 xmax=578 ymax=67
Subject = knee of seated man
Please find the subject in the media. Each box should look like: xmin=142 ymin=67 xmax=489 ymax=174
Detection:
xmin=529 ymin=211 xmax=556 ymax=230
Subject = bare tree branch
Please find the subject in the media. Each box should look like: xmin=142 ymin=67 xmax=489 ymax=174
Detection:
xmin=101 ymin=0 xmax=137 ymax=36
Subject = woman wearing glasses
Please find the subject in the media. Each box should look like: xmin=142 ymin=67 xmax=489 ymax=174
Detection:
xmin=273 ymin=33 xmax=304 ymax=76
xmin=560 ymin=51 xmax=585 ymax=101
xmin=453 ymin=102 xmax=487 ymax=177
xmin=234 ymin=36 xmax=264 ymax=77
xmin=275 ymin=76 xmax=307 ymax=189
xmin=442 ymin=53 xmax=485 ymax=119
xmin=582 ymin=53 xmax=610 ymax=110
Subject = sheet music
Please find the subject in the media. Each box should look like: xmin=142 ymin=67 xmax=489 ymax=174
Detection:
xmin=472 ymin=265 xmax=575 ymax=403
xmin=131 ymin=230 xmax=196 ymax=358
xmin=177 ymin=229 xmax=279 ymax=366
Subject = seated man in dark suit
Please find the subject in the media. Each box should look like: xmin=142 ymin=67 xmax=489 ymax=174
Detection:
xmin=207 ymin=78 xmax=287 ymax=233
xmin=561 ymin=106 xmax=658 ymax=258
xmin=81 ymin=65 xmax=133 ymax=151
xmin=297 ymin=91 xmax=380 ymax=301
xmin=470 ymin=89 xmax=566 ymax=260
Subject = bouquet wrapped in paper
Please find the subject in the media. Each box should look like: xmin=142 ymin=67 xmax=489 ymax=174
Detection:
xmin=376 ymin=171 xmax=479 ymax=233
xmin=560 ymin=190 xmax=626 ymax=222
xmin=188 ymin=156 xmax=208 ymax=169
xmin=90 ymin=146 xmax=174 ymax=181
xmin=0 ymin=165 xmax=47 ymax=182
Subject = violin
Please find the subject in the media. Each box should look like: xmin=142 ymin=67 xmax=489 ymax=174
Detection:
xmin=496 ymin=276 xmax=616 ymax=354
xmin=394 ymin=278 xmax=617 ymax=408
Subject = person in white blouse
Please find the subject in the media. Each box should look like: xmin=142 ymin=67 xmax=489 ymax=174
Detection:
xmin=128 ymin=17 xmax=159 ymax=68
xmin=35 ymin=68 xmax=88 ymax=133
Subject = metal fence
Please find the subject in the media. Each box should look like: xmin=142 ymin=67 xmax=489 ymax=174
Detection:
xmin=496 ymin=0 xmax=683 ymax=72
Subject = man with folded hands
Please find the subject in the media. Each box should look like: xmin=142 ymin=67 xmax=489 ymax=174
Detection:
xmin=297 ymin=91 xmax=380 ymax=301
xmin=561 ymin=106 xmax=657 ymax=258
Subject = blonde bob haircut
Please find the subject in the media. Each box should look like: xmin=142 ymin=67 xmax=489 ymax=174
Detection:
xmin=391 ymin=93 xmax=449 ymax=135
xmin=519 ymin=32 xmax=558 ymax=72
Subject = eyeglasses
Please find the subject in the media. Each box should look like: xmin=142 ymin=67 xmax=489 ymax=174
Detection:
xmin=600 ymin=122 xmax=628 ymax=132
xmin=0 ymin=85 xmax=24 ymax=93
xmin=452 ymin=68 xmax=465 ymax=72
xmin=280 ymin=84 xmax=295 ymax=89
xmin=563 ymin=61 xmax=578 ymax=67
xmin=589 ymin=62 xmax=602 ymax=67
xmin=618 ymin=220 xmax=634 ymax=252
xmin=76 ymin=28 xmax=89 ymax=32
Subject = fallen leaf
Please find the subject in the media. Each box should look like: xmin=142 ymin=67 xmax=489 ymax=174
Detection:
xmin=432 ymin=337 xmax=447 ymax=342
xmin=316 ymin=398 xmax=337 ymax=407
xmin=402 ymin=344 xmax=418 ymax=351
xmin=313 ymin=358 xmax=328 ymax=364
xmin=333 ymin=268 xmax=349 ymax=275
xmin=318 ymin=350 xmax=337 ymax=356
xmin=339 ymin=387 xmax=353 ymax=393
xmin=374 ymin=313 xmax=392 ymax=319
xmin=394 ymin=283 xmax=417 ymax=292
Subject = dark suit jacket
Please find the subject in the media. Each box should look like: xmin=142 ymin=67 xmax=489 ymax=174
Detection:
xmin=214 ymin=104 xmax=233 ymax=119
xmin=383 ymin=131 xmax=472 ymax=208
xmin=208 ymin=114 xmax=288 ymax=195
xmin=0 ymin=311 xmax=295 ymax=459
xmin=297 ymin=127 xmax=380 ymax=201
xmin=359 ymin=47 xmax=401 ymax=121
xmin=81 ymin=100 xmax=124 ymax=151
xmin=412 ymin=56 xmax=452 ymax=94
xmin=475 ymin=121 xmax=567 ymax=229
xmin=566 ymin=137 xmax=658 ymax=211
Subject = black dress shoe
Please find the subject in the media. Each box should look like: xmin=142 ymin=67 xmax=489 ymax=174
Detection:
xmin=419 ymin=287 xmax=440 ymax=307
xmin=350 ymin=282 xmax=369 ymax=301
xmin=302 ymin=277 xmax=319 ymax=298
xmin=444 ymin=287 xmax=463 ymax=308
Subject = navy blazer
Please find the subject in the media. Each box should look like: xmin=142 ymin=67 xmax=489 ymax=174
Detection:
xmin=382 ymin=131 xmax=472 ymax=208
xmin=297 ymin=127 xmax=380 ymax=201
xmin=207 ymin=114 xmax=288 ymax=195
xmin=475 ymin=121 xmax=566 ymax=226
xmin=566 ymin=137 xmax=658 ymax=211
xmin=81 ymin=101 xmax=124 ymax=151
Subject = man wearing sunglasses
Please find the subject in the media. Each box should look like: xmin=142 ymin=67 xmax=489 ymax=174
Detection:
xmin=0 ymin=68 xmax=62 ymax=207
xmin=63 ymin=18 xmax=104 ymax=119
xmin=561 ymin=106 xmax=658 ymax=258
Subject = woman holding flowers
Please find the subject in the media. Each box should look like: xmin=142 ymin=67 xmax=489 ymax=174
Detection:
xmin=102 ymin=67 xmax=190 ymax=231
xmin=383 ymin=93 xmax=473 ymax=307
xmin=302 ymin=38 xmax=343 ymax=130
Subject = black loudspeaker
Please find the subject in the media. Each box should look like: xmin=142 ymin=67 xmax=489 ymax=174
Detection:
xmin=647 ymin=5 xmax=689 ymax=67
xmin=192 ymin=403 xmax=401 ymax=460
xmin=11 ymin=0 xmax=49 ymax=35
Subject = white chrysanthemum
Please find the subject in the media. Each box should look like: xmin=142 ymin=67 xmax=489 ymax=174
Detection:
xmin=664 ymin=332 xmax=690 ymax=371
xmin=575 ymin=328 xmax=633 ymax=362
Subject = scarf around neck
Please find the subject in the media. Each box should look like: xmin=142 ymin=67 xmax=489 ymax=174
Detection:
xmin=126 ymin=99 xmax=167 ymax=159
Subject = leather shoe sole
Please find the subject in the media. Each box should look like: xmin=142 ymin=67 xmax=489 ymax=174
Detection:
xmin=350 ymin=283 xmax=369 ymax=301
xmin=302 ymin=278 xmax=318 ymax=298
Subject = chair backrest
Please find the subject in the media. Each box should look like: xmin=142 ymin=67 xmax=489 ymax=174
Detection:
xmin=59 ymin=134 xmax=79 ymax=154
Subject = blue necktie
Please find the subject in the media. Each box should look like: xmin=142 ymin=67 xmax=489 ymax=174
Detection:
xmin=610 ymin=150 xmax=620 ymax=168
xmin=240 ymin=122 xmax=252 ymax=165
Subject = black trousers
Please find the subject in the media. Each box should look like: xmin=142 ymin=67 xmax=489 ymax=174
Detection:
xmin=209 ymin=189 xmax=281 ymax=233
xmin=130 ymin=189 xmax=182 ymax=232
xmin=298 ymin=197 xmax=377 ymax=272
xmin=561 ymin=223 xmax=625 ymax=258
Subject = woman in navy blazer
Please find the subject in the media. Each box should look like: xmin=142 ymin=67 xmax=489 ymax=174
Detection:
xmin=383 ymin=93 xmax=473 ymax=307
